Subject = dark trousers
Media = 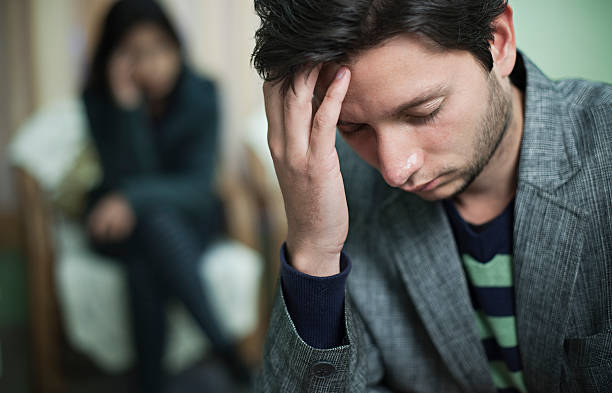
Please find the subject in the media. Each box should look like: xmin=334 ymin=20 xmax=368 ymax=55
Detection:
xmin=91 ymin=207 xmax=231 ymax=393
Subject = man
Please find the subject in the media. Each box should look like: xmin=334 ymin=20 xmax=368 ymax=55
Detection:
xmin=252 ymin=1 xmax=612 ymax=392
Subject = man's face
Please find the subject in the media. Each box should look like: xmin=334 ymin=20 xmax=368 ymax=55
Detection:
xmin=315 ymin=34 xmax=512 ymax=201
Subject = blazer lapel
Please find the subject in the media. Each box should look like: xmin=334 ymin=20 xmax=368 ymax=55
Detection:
xmin=513 ymin=184 xmax=585 ymax=393
xmin=380 ymin=193 xmax=496 ymax=393
xmin=512 ymin=53 xmax=586 ymax=392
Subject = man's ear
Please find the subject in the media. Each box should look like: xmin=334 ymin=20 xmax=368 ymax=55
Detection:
xmin=490 ymin=5 xmax=517 ymax=78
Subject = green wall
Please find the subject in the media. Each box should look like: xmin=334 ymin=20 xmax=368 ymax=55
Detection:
xmin=511 ymin=0 xmax=612 ymax=83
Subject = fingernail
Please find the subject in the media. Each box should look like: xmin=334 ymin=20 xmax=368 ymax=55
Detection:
xmin=335 ymin=67 xmax=347 ymax=80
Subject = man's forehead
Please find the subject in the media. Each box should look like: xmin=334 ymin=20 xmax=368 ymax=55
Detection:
xmin=314 ymin=35 xmax=479 ymax=116
xmin=315 ymin=35 xmax=446 ymax=92
xmin=316 ymin=54 xmax=439 ymax=119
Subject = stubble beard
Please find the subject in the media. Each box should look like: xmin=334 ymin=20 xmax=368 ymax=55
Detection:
xmin=450 ymin=73 xmax=514 ymax=198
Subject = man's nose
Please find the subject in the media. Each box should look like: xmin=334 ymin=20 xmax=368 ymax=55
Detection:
xmin=376 ymin=132 xmax=423 ymax=188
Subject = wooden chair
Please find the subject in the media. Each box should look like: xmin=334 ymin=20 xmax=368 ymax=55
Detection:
xmin=15 ymin=145 xmax=286 ymax=393
xmin=16 ymin=167 xmax=63 ymax=393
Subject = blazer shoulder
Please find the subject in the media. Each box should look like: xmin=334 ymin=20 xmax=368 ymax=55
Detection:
xmin=562 ymin=81 xmax=612 ymax=167
xmin=554 ymin=78 xmax=612 ymax=109
xmin=555 ymin=81 xmax=612 ymax=218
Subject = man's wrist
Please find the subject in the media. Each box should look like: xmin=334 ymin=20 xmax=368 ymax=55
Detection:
xmin=280 ymin=243 xmax=351 ymax=349
xmin=286 ymin=243 xmax=342 ymax=277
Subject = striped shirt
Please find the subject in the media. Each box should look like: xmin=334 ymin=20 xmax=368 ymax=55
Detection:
xmin=444 ymin=199 xmax=526 ymax=393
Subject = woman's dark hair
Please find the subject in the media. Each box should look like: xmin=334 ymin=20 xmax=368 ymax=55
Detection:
xmin=252 ymin=0 xmax=508 ymax=91
xmin=84 ymin=0 xmax=182 ymax=95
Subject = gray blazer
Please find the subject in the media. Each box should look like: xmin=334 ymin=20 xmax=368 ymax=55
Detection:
xmin=256 ymin=54 xmax=612 ymax=392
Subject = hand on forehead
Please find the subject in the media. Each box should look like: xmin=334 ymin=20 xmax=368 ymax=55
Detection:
xmin=314 ymin=63 xmax=347 ymax=101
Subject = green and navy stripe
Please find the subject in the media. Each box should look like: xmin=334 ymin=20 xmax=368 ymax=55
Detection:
xmin=444 ymin=199 xmax=526 ymax=393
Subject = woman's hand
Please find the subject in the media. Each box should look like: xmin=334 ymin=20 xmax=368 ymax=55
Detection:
xmin=87 ymin=193 xmax=136 ymax=243
xmin=263 ymin=65 xmax=351 ymax=277
xmin=108 ymin=48 xmax=142 ymax=109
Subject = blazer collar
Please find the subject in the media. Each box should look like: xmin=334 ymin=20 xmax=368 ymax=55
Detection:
xmin=516 ymin=52 xmax=582 ymax=192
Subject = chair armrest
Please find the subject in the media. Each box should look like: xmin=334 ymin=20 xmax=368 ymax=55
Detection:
xmin=14 ymin=167 xmax=64 ymax=393
xmin=216 ymin=145 xmax=289 ymax=368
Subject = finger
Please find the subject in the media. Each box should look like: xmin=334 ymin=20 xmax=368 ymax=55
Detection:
xmin=283 ymin=64 xmax=322 ymax=156
xmin=310 ymin=67 xmax=351 ymax=157
xmin=106 ymin=207 xmax=123 ymax=235
xmin=107 ymin=221 xmax=120 ymax=241
xmin=112 ymin=220 xmax=129 ymax=241
xmin=108 ymin=217 xmax=122 ymax=240
xmin=117 ymin=223 xmax=132 ymax=240
xmin=97 ymin=219 xmax=111 ymax=243
xmin=90 ymin=214 xmax=105 ymax=240
xmin=105 ymin=216 xmax=121 ymax=242
xmin=114 ymin=216 xmax=131 ymax=240
xmin=104 ymin=208 xmax=122 ymax=242
xmin=263 ymin=81 xmax=285 ymax=158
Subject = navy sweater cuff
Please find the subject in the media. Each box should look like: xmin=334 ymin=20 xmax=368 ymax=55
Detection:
xmin=279 ymin=243 xmax=352 ymax=349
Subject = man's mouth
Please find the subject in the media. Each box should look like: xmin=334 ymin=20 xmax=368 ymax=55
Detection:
xmin=402 ymin=176 xmax=440 ymax=193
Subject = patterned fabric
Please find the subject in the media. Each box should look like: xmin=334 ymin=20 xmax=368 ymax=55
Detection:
xmin=444 ymin=199 xmax=526 ymax=393
xmin=256 ymin=51 xmax=612 ymax=393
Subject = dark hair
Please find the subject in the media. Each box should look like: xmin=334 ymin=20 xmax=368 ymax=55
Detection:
xmin=252 ymin=0 xmax=508 ymax=91
xmin=83 ymin=0 xmax=182 ymax=95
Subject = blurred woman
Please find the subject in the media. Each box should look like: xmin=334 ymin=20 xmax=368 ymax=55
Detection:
xmin=82 ymin=1 xmax=247 ymax=391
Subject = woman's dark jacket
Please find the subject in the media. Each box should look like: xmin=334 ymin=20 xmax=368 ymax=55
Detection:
xmin=83 ymin=67 xmax=220 ymax=220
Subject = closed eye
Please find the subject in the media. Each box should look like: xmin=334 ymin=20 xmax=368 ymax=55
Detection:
xmin=337 ymin=121 xmax=366 ymax=135
xmin=338 ymin=100 xmax=444 ymax=135
xmin=407 ymin=105 xmax=443 ymax=126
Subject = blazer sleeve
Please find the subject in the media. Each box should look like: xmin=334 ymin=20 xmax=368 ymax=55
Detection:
xmin=255 ymin=284 xmax=392 ymax=392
